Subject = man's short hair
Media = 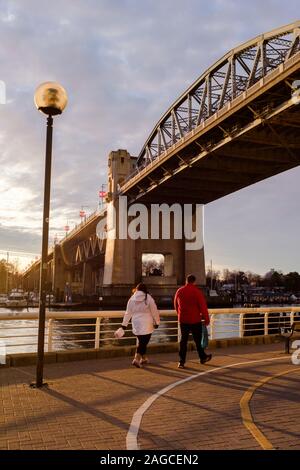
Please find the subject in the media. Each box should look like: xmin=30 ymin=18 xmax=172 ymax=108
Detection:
xmin=187 ymin=274 xmax=196 ymax=284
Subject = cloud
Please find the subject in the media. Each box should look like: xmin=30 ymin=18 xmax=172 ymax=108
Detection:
xmin=0 ymin=0 xmax=299 ymax=273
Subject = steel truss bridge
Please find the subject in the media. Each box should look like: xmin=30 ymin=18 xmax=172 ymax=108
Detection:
xmin=121 ymin=21 xmax=300 ymax=204
xmin=22 ymin=22 xmax=300 ymax=296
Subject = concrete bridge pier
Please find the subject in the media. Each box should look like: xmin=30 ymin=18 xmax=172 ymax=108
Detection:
xmin=52 ymin=244 xmax=71 ymax=301
xmin=101 ymin=237 xmax=205 ymax=307
xmin=101 ymin=203 xmax=206 ymax=307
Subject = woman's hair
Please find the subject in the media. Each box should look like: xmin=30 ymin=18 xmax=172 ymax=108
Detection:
xmin=135 ymin=283 xmax=148 ymax=303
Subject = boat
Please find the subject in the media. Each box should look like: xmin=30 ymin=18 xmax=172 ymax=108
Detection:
xmin=5 ymin=289 xmax=28 ymax=308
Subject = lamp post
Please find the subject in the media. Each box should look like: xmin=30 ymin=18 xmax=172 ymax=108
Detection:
xmin=80 ymin=205 xmax=90 ymax=222
xmin=64 ymin=224 xmax=70 ymax=237
xmin=99 ymin=184 xmax=107 ymax=209
xmin=33 ymin=81 xmax=67 ymax=388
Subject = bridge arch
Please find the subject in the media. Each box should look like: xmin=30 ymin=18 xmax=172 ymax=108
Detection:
xmin=136 ymin=21 xmax=300 ymax=169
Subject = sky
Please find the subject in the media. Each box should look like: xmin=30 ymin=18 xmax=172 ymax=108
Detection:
xmin=0 ymin=0 xmax=299 ymax=274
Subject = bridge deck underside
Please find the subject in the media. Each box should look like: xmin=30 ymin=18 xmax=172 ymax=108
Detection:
xmin=123 ymin=70 xmax=300 ymax=205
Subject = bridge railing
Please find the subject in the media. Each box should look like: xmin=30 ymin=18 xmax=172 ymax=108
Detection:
xmin=0 ymin=307 xmax=299 ymax=354
xmin=121 ymin=49 xmax=300 ymax=188
xmin=60 ymin=207 xmax=105 ymax=242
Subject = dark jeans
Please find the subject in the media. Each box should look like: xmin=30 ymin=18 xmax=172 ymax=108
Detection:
xmin=179 ymin=322 xmax=207 ymax=363
xmin=136 ymin=333 xmax=152 ymax=355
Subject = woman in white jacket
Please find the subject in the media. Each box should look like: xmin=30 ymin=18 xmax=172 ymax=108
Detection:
xmin=122 ymin=283 xmax=160 ymax=368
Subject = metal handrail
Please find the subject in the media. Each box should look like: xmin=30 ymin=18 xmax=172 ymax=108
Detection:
xmin=121 ymin=50 xmax=300 ymax=189
xmin=0 ymin=307 xmax=299 ymax=353
xmin=0 ymin=306 xmax=296 ymax=321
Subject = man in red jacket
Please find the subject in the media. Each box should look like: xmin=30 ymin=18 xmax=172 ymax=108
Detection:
xmin=174 ymin=274 xmax=212 ymax=368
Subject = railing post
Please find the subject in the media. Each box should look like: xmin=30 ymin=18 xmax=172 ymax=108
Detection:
xmin=290 ymin=310 xmax=295 ymax=327
xmin=95 ymin=317 xmax=101 ymax=349
xmin=48 ymin=319 xmax=53 ymax=352
xmin=239 ymin=313 xmax=244 ymax=338
xmin=264 ymin=312 xmax=269 ymax=336
xmin=210 ymin=314 xmax=215 ymax=340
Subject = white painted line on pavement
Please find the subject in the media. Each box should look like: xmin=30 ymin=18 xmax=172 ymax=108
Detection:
xmin=126 ymin=355 xmax=287 ymax=450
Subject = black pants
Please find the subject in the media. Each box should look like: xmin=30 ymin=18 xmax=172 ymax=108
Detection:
xmin=179 ymin=322 xmax=207 ymax=363
xmin=136 ymin=334 xmax=152 ymax=355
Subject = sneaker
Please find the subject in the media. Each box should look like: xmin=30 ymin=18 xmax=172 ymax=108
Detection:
xmin=200 ymin=354 xmax=212 ymax=365
xmin=132 ymin=359 xmax=142 ymax=368
xmin=141 ymin=357 xmax=149 ymax=364
xmin=177 ymin=362 xmax=185 ymax=369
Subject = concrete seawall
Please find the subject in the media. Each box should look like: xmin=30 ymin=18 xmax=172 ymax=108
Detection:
xmin=1 ymin=334 xmax=283 ymax=368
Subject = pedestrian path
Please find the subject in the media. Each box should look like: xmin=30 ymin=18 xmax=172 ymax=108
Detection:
xmin=0 ymin=343 xmax=299 ymax=450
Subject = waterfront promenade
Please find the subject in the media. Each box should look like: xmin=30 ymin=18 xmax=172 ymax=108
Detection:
xmin=0 ymin=342 xmax=299 ymax=450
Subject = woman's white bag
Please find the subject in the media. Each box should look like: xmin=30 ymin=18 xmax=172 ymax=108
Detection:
xmin=114 ymin=327 xmax=125 ymax=339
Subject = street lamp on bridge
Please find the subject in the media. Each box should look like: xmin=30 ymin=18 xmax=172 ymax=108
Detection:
xmin=64 ymin=224 xmax=70 ymax=236
xmin=79 ymin=205 xmax=90 ymax=222
xmin=99 ymin=184 xmax=107 ymax=208
xmin=33 ymin=82 xmax=68 ymax=388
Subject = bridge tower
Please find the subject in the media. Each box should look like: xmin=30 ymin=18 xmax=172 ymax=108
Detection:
xmin=102 ymin=149 xmax=206 ymax=307
xmin=103 ymin=150 xmax=137 ymax=302
xmin=107 ymin=149 xmax=137 ymax=201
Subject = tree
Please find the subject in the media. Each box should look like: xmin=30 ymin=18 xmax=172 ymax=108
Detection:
xmin=0 ymin=258 xmax=22 ymax=293
xmin=263 ymin=269 xmax=283 ymax=288
xmin=222 ymin=269 xmax=232 ymax=283
xmin=245 ymin=271 xmax=262 ymax=286
xmin=284 ymin=272 xmax=300 ymax=292
xmin=0 ymin=259 xmax=7 ymax=293
xmin=206 ymin=267 xmax=220 ymax=290
xmin=237 ymin=271 xmax=248 ymax=285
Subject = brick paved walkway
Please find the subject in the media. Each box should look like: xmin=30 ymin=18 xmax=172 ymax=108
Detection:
xmin=0 ymin=343 xmax=299 ymax=450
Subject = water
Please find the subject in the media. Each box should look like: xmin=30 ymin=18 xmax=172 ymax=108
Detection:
xmin=0 ymin=307 xmax=110 ymax=354
xmin=0 ymin=306 xmax=297 ymax=354
xmin=0 ymin=307 xmax=40 ymax=353
xmin=0 ymin=309 xmax=237 ymax=354
xmin=0 ymin=307 xmax=180 ymax=354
